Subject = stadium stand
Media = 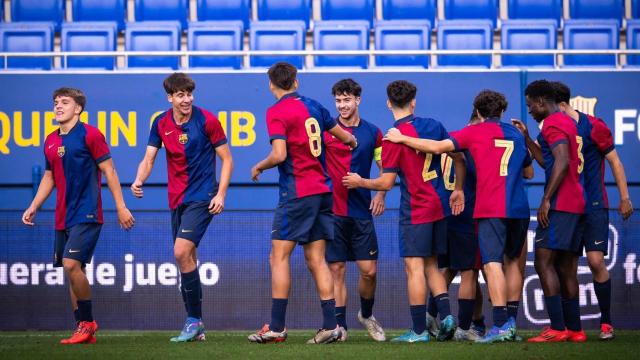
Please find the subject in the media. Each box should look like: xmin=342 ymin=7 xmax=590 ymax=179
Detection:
xmin=437 ymin=20 xmax=493 ymax=67
xmin=321 ymin=0 xmax=375 ymax=26
xmin=196 ymin=0 xmax=251 ymax=30
xmin=627 ymin=20 xmax=640 ymax=66
xmin=507 ymin=0 xmax=562 ymax=28
xmin=314 ymin=20 xmax=369 ymax=68
xmin=134 ymin=0 xmax=188 ymax=29
xmin=381 ymin=0 xmax=436 ymax=24
xmin=0 ymin=22 xmax=54 ymax=69
xmin=568 ymin=0 xmax=623 ymax=27
xmin=61 ymin=22 xmax=117 ymax=70
xmin=563 ymin=19 xmax=619 ymax=67
xmin=501 ymin=20 xmax=557 ymax=67
xmin=71 ymin=0 xmax=126 ymax=31
xmin=249 ymin=21 xmax=306 ymax=69
xmin=634 ymin=0 xmax=640 ymax=18
xmin=11 ymin=0 xmax=64 ymax=31
xmin=125 ymin=21 xmax=181 ymax=69
xmin=443 ymin=0 xmax=498 ymax=28
xmin=257 ymin=0 xmax=311 ymax=29
xmin=188 ymin=21 xmax=244 ymax=69
xmin=375 ymin=20 xmax=430 ymax=68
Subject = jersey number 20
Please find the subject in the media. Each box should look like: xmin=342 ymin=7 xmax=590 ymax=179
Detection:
xmin=305 ymin=118 xmax=322 ymax=157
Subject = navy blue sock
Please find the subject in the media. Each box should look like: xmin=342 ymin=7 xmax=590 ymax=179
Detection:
xmin=336 ymin=306 xmax=347 ymax=330
xmin=180 ymin=284 xmax=189 ymax=314
xmin=360 ymin=297 xmax=374 ymax=319
xmin=321 ymin=299 xmax=337 ymax=330
xmin=594 ymin=279 xmax=612 ymax=325
xmin=562 ymin=297 xmax=582 ymax=331
xmin=434 ymin=293 xmax=451 ymax=320
xmin=73 ymin=309 xmax=80 ymax=324
xmin=458 ymin=299 xmax=475 ymax=330
xmin=181 ymin=270 xmax=202 ymax=319
xmin=410 ymin=305 xmax=427 ymax=334
xmin=492 ymin=306 xmax=508 ymax=327
xmin=473 ymin=316 xmax=486 ymax=330
xmin=427 ymin=294 xmax=438 ymax=318
xmin=544 ymin=295 xmax=565 ymax=331
xmin=77 ymin=300 xmax=93 ymax=322
xmin=270 ymin=298 xmax=288 ymax=332
xmin=507 ymin=301 xmax=519 ymax=321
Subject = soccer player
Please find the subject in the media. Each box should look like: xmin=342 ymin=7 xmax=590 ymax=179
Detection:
xmin=324 ymin=79 xmax=386 ymax=342
xmin=131 ymin=73 xmax=233 ymax=342
xmin=22 ymin=87 xmax=135 ymax=344
xmin=343 ymin=80 xmax=463 ymax=343
xmin=248 ymin=62 xmax=358 ymax=344
xmin=385 ymin=90 xmax=533 ymax=343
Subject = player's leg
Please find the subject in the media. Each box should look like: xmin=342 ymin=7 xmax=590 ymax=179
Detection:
xmin=502 ymin=218 xmax=529 ymax=341
xmin=454 ymin=269 xmax=480 ymax=341
xmin=557 ymin=251 xmax=585 ymax=342
xmin=327 ymin=216 xmax=350 ymax=338
xmin=471 ymin=278 xmax=486 ymax=337
xmin=329 ymin=261 xmax=347 ymax=333
xmin=355 ymin=259 xmax=385 ymax=341
xmin=391 ymin=256 xmax=430 ymax=342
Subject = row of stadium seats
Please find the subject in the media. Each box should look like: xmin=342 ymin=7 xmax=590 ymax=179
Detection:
xmin=2 ymin=19 xmax=638 ymax=70
xmin=4 ymin=0 xmax=640 ymax=31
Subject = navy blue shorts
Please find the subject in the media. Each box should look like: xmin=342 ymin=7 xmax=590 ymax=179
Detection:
xmin=579 ymin=209 xmax=609 ymax=255
xmin=54 ymin=223 xmax=102 ymax=267
xmin=534 ymin=210 xmax=583 ymax=253
xmin=171 ymin=201 xmax=213 ymax=247
xmin=439 ymin=220 xmax=481 ymax=271
xmin=326 ymin=216 xmax=379 ymax=262
xmin=478 ymin=218 xmax=529 ymax=264
xmin=272 ymin=193 xmax=333 ymax=244
xmin=398 ymin=219 xmax=447 ymax=258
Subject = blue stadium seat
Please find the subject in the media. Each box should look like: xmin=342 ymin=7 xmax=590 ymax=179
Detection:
xmin=381 ymin=0 xmax=436 ymax=24
xmin=135 ymin=0 xmax=188 ymax=29
xmin=633 ymin=0 xmax=640 ymax=18
xmin=321 ymin=0 xmax=375 ymax=26
xmin=375 ymin=20 xmax=430 ymax=67
xmin=258 ymin=0 xmax=311 ymax=29
xmin=314 ymin=21 xmax=369 ymax=68
xmin=11 ymin=0 xmax=64 ymax=30
xmin=72 ymin=0 xmax=126 ymax=31
xmin=569 ymin=0 xmax=623 ymax=27
xmin=501 ymin=20 xmax=557 ymax=67
xmin=188 ymin=21 xmax=243 ymax=69
xmin=125 ymin=21 xmax=181 ymax=69
xmin=0 ymin=23 xmax=54 ymax=69
xmin=197 ymin=0 xmax=250 ymax=30
xmin=563 ymin=19 xmax=618 ymax=67
xmin=444 ymin=0 xmax=498 ymax=28
xmin=508 ymin=0 xmax=562 ymax=28
xmin=627 ymin=20 xmax=640 ymax=66
xmin=437 ymin=20 xmax=493 ymax=67
xmin=249 ymin=21 xmax=306 ymax=68
xmin=61 ymin=22 xmax=117 ymax=70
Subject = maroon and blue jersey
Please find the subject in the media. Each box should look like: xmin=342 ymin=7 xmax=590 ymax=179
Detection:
xmin=576 ymin=112 xmax=615 ymax=212
xmin=443 ymin=150 xmax=477 ymax=234
xmin=382 ymin=115 xmax=451 ymax=224
xmin=536 ymin=112 xmax=586 ymax=214
xmin=450 ymin=119 xmax=531 ymax=219
xmin=324 ymin=118 xmax=383 ymax=219
xmin=44 ymin=122 xmax=110 ymax=230
xmin=267 ymin=92 xmax=337 ymax=201
xmin=148 ymin=106 xmax=227 ymax=210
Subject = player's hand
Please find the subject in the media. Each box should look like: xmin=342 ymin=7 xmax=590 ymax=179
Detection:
xmin=131 ymin=179 xmax=144 ymax=198
xmin=619 ymin=198 xmax=633 ymax=220
xmin=22 ymin=206 xmax=37 ymax=226
xmin=511 ymin=119 xmax=530 ymax=138
xmin=342 ymin=172 xmax=363 ymax=189
xmin=209 ymin=194 xmax=225 ymax=215
xmin=251 ymin=165 xmax=262 ymax=182
xmin=449 ymin=189 xmax=465 ymax=216
xmin=370 ymin=192 xmax=385 ymax=216
xmin=117 ymin=206 xmax=135 ymax=230
xmin=384 ymin=128 xmax=405 ymax=143
xmin=537 ymin=198 xmax=551 ymax=228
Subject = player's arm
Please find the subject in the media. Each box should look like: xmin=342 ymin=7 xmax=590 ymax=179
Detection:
xmin=523 ymin=164 xmax=534 ymax=179
xmin=538 ymin=143 xmax=569 ymax=228
xmin=131 ymin=146 xmax=159 ymax=198
xmin=251 ymin=139 xmax=286 ymax=181
xmin=343 ymin=172 xmax=397 ymax=192
xmin=370 ymin=159 xmax=386 ymax=216
xmin=605 ymin=149 xmax=633 ymax=220
xmin=385 ymin=128 xmax=455 ymax=154
xmin=99 ymin=159 xmax=135 ymax=230
xmin=328 ymin=124 xmax=358 ymax=149
xmin=22 ymin=170 xmax=55 ymax=226
xmin=211 ymin=144 xmax=233 ymax=215
xmin=449 ymin=152 xmax=466 ymax=216
xmin=512 ymin=119 xmax=544 ymax=167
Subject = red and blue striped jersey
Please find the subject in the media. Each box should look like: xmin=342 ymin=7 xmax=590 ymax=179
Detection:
xmin=382 ymin=115 xmax=451 ymax=224
xmin=44 ymin=122 xmax=110 ymax=230
xmin=324 ymin=118 xmax=383 ymax=219
xmin=536 ymin=112 xmax=586 ymax=214
xmin=450 ymin=119 xmax=531 ymax=219
xmin=148 ymin=106 xmax=227 ymax=210
xmin=266 ymin=92 xmax=337 ymax=200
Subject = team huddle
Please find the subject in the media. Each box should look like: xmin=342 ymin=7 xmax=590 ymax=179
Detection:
xmin=21 ymin=62 xmax=633 ymax=345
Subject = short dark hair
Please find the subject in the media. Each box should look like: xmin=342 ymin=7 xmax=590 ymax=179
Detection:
xmin=268 ymin=62 xmax=297 ymax=90
xmin=473 ymin=90 xmax=508 ymax=119
xmin=386 ymin=80 xmax=417 ymax=108
xmin=52 ymin=87 xmax=87 ymax=112
xmin=524 ymin=80 xmax=556 ymax=103
xmin=332 ymin=78 xmax=362 ymax=97
xmin=163 ymin=72 xmax=195 ymax=94
xmin=469 ymin=109 xmax=480 ymax=124
xmin=552 ymin=81 xmax=571 ymax=104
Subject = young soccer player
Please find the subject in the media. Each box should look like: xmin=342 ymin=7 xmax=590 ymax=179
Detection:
xmin=248 ymin=62 xmax=358 ymax=344
xmin=343 ymin=80 xmax=463 ymax=343
xmin=22 ymin=87 xmax=135 ymax=344
xmin=385 ymin=90 xmax=533 ymax=343
xmin=324 ymin=79 xmax=386 ymax=342
xmin=131 ymin=73 xmax=233 ymax=342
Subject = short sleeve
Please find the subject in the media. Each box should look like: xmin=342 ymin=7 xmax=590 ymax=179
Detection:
xmin=523 ymin=149 xmax=533 ymax=167
xmin=320 ymin=104 xmax=337 ymax=131
xmin=373 ymin=128 xmax=383 ymax=162
xmin=590 ymin=117 xmax=615 ymax=154
xmin=267 ymin=108 xmax=287 ymax=142
xmin=450 ymin=126 xmax=472 ymax=151
xmin=542 ymin=123 xmax=568 ymax=149
xmin=85 ymin=127 xmax=111 ymax=164
xmin=382 ymin=139 xmax=401 ymax=173
xmin=44 ymin=154 xmax=51 ymax=171
xmin=148 ymin=115 xmax=162 ymax=148
xmin=204 ymin=113 xmax=227 ymax=148
xmin=438 ymin=122 xmax=451 ymax=141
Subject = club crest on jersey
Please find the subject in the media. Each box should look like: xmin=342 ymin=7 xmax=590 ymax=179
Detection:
xmin=570 ymin=96 xmax=598 ymax=116
xmin=178 ymin=133 xmax=188 ymax=145
xmin=57 ymin=146 xmax=65 ymax=157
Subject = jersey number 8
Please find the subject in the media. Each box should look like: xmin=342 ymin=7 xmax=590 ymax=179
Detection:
xmin=305 ymin=118 xmax=322 ymax=157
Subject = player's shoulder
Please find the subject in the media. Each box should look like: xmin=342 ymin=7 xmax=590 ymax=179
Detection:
xmin=585 ymin=112 xmax=610 ymax=129
xmin=359 ymin=118 xmax=381 ymax=134
xmin=151 ymin=109 xmax=170 ymax=126
xmin=82 ymin=122 xmax=102 ymax=137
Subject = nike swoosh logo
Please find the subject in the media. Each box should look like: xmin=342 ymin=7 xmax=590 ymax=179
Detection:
xmin=165 ymin=131 xmax=174 ymax=135
xmin=594 ymin=240 xmax=605 ymax=245
xmin=271 ymin=230 xmax=277 ymax=233
xmin=181 ymin=229 xmax=193 ymax=233
xmin=48 ymin=144 xmax=55 ymax=149
xmin=68 ymin=249 xmax=81 ymax=253
xmin=535 ymin=238 xmax=544 ymax=243
xmin=369 ymin=250 xmax=377 ymax=256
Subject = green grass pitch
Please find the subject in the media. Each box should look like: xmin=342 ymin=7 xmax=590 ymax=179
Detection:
xmin=1 ymin=330 xmax=639 ymax=359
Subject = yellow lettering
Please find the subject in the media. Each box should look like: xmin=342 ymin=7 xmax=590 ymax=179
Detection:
xmin=79 ymin=112 xmax=89 ymax=124
xmin=96 ymin=111 xmax=107 ymax=136
xmin=14 ymin=112 xmax=40 ymax=147
xmin=231 ymin=111 xmax=256 ymax=147
xmin=217 ymin=111 xmax=228 ymax=135
xmin=43 ymin=112 xmax=57 ymax=136
xmin=0 ymin=112 xmax=11 ymax=154
xmin=110 ymin=111 xmax=136 ymax=147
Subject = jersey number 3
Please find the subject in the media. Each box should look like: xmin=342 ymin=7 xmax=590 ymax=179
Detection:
xmin=305 ymin=118 xmax=322 ymax=157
